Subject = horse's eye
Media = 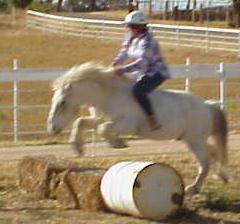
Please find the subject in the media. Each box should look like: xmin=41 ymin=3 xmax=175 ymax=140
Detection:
xmin=61 ymin=100 xmax=66 ymax=108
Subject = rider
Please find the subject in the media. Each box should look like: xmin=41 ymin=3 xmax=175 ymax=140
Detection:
xmin=112 ymin=10 xmax=171 ymax=130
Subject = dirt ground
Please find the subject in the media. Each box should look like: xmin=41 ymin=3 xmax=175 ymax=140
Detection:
xmin=0 ymin=133 xmax=239 ymax=161
xmin=0 ymin=136 xmax=240 ymax=224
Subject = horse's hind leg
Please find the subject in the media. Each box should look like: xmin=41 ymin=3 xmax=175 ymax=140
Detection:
xmin=99 ymin=121 xmax=128 ymax=148
xmin=185 ymin=138 xmax=209 ymax=195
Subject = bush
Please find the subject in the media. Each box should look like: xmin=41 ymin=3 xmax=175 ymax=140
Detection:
xmin=0 ymin=0 xmax=33 ymax=9
xmin=8 ymin=0 xmax=33 ymax=8
xmin=0 ymin=0 xmax=8 ymax=10
xmin=28 ymin=1 xmax=53 ymax=13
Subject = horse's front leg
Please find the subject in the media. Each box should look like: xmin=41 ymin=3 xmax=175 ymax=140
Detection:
xmin=69 ymin=116 xmax=103 ymax=156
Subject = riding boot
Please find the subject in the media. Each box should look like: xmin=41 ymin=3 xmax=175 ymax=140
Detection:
xmin=147 ymin=115 xmax=161 ymax=131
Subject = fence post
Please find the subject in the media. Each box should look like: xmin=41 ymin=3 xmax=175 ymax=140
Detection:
xmin=13 ymin=59 xmax=19 ymax=142
xmin=148 ymin=0 xmax=152 ymax=16
xmin=218 ymin=62 xmax=226 ymax=111
xmin=185 ymin=57 xmax=191 ymax=92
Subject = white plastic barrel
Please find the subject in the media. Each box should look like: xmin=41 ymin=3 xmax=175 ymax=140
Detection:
xmin=100 ymin=161 xmax=184 ymax=221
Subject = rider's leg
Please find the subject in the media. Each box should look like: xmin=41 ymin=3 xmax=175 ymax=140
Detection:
xmin=132 ymin=73 xmax=165 ymax=130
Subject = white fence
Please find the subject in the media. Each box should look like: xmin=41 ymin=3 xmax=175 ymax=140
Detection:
xmin=0 ymin=59 xmax=240 ymax=141
xmin=26 ymin=10 xmax=240 ymax=56
xmin=138 ymin=0 xmax=231 ymax=11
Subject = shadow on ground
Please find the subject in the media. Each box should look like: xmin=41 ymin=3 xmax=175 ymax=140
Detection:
xmin=171 ymin=208 xmax=240 ymax=224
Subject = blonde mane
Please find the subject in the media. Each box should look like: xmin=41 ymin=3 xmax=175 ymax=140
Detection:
xmin=53 ymin=62 xmax=114 ymax=90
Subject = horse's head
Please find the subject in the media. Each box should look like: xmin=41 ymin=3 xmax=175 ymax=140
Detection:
xmin=47 ymin=62 xmax=127 ymax=134
xmin=47 ymin=84 xmax=79 ymax=135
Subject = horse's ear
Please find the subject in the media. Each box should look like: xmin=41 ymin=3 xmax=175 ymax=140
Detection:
xmin=64 ymin=83 xmax=72 ymax=92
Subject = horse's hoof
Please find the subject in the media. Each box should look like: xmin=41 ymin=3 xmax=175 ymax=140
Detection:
xmin=69 ymin=142 xmax=84 ymax=157
xmin=108 ymin=139 xmax=128 ymax=148
xmin=113 ymin=143 xmax=128 ymax=149
xmin=113 ymin=142 xmax=128 ymax=148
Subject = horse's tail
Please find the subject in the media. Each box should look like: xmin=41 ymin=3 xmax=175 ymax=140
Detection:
xmin=209 ymin=104 xmax=229 ymax=182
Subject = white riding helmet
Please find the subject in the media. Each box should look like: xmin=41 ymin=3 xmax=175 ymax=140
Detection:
xmin=124 ymin=10 xmax=148 ymax=25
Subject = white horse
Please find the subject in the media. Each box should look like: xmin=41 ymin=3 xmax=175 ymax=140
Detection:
xmin=47 ymin=62 xmax=228 ymax=195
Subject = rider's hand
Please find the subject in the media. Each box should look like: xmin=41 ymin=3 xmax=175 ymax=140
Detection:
xmin=112 ymin=61 xmax=117 ymax=67
xmin=114 ymin=67 xmax=124 ymax=76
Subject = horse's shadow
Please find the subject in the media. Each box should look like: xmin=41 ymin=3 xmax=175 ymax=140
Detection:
xmin=171 ymin=207 xmax=240 ymax=224
xmin=204 ymin=200 xmax=240 ymax=214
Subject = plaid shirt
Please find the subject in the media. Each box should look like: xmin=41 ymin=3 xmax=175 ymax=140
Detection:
xmin=113 ymin=31 xmax=170 ymax=80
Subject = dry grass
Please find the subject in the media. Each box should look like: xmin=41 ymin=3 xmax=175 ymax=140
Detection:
xmin=1 ymin=29 xmax=239 ymax=69
xmin=0 ymin=151 xmax=240 ymax=223
xmin=0 ymin=10 xmax=239 ymax=69
xmin=1 ymin=28 xmax=239 ymax=69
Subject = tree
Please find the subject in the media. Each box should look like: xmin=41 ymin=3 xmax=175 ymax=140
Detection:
xmin=56 ymin=0 xmax=63 ymax=11
xmin=90 ymin=0 xmax=96 ymax=10
xmin=8 ymin=0 xmax=33 ymax=8
xmin=186 ymin=0 xmax=191 ymax=10
xmin=232 ymin=0 xmax=240 ymax=27
xmin=128 ymin=0 xmax=134 ymax=12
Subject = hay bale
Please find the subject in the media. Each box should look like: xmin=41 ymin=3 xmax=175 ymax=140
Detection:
xmin=19 ymin=156 xmax=57 ymax=198
xmin=19 ymin=156 xmax=78 ymax=198
xmin=18 ymin=156 xmax=106 ymax=211
xmin=54 ymin=169 xmax=106 ymax=211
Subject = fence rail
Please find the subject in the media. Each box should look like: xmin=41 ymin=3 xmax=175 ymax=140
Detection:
xmin=26 ymin=10 xmax=240 ymax=56
xmin=1 ymin=59 xmax=240 ymax=141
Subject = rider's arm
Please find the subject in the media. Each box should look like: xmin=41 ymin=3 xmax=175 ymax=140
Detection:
xmin=118 ymin=37 xmax=149 ymax=74
xmin=112 ymin=34 xmax=130 ymax=66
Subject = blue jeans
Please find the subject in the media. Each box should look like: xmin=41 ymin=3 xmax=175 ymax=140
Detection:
xmin=132 ymin=73 xmax=166 ymax=116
